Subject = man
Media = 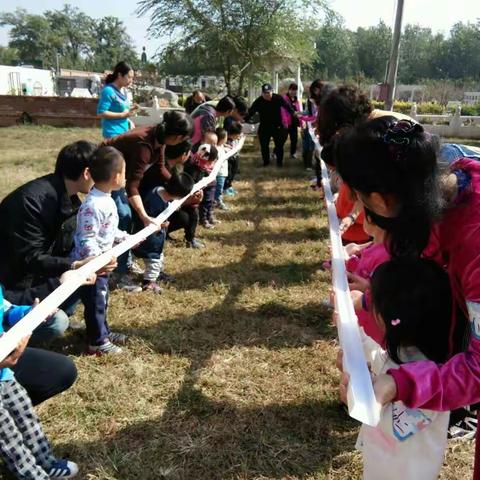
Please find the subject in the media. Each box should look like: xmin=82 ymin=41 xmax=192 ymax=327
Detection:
xmin=184 ymin=90 xmax=207 ymax=114
xmin=246 ymin=83 xmax=296 ymax=167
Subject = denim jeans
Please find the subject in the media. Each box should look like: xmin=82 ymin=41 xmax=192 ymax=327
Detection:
xmin=112 ymin=188 xmax=132 ymax=274
xmin=28 ymin=310 xmax=69 ymax=347
xmin=215 ymin=176 xmax=227 ymax=202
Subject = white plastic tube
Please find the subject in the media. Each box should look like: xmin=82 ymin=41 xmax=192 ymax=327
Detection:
xmin=0 ymin=136 xmax=245 ymax=363
xmin=310 ymin=126 xmax=380 ymax=427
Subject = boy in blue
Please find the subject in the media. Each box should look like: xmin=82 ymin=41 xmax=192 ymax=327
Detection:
xmin=97 ymin=61 xmax=138 ymax=139
xmin=134 ymin=172 xmax=194 ymax=293
xmin=0 ymin=288 xmax=78 ymax=479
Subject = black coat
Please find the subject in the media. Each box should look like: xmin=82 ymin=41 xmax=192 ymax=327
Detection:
xmin=0 ymin=173 xmax=81 ymax=303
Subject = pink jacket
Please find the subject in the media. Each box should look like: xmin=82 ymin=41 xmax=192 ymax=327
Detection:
xmin=346 ymin=243 xmax=390 ymax=346
xmin=389 ymin=158 xmax=480 ymax=413
xmin=281 ymin=94 xmax=301 ymax=129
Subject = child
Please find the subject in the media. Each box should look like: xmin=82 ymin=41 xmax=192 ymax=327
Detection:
xmin=214 ymin=128 xmax=229 ymax=211
xmin=71 ymin=146 xmax=130 ymax=355
xmin=134 ymin=172 xmax=194 ymax=293
xmin=356 ymin=258 xmax=451 ymax=480
xmin=0 ymin=289 xmax=78 ymax=479
xmin=223 ymin=121 xmax=243 ymax=197
xmin=196 ymin=135 xmax=219 ymax=228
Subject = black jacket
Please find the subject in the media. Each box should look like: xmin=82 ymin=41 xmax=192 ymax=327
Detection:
xmin=0 ymin=173 xmax=81 ymax=303
xmin=246 ymin=93 xmax=295 ymax=129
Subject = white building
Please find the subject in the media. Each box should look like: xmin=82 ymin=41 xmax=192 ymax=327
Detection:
xmin=464 ymin=92 xmax=480 ymax=105
xmin=0 ymin=65 xmax=56 ymax=96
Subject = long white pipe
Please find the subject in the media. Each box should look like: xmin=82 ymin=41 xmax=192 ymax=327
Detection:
xmin=310 ymin=126 xmax=380 ymax=427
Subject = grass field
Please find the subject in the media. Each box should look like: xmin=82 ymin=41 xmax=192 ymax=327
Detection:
xmin=0 ymin=126 xmax=475 ymax=479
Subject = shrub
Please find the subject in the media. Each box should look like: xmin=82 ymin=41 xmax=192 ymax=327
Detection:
xmin=461 ymin=103 xmax=480 ymax=116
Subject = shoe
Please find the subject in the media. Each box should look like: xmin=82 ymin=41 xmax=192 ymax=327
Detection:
xmin=209 ymin=216 xmax=221 ymax=225
xmin=110 ymin=273 xmax=142 ymax=293
xmin=215 ymin=200 xmax=229 ymax=211
xmin=87 ymin=340 xmax=122 ymax=356
xmin=142 ymin=281 xmax=163 ymax=294
xmin=48 ymin=459 xmax=79 ymax=479
xmin=128 ymin=260 xmax=144 ymax=276
xmin=224 ymin=187 xmax=237 ymax=197
xmin=200 ymin=220 xmax=214 ymax=229
xmin=290 ymin=154 xmax=297 ymax=160
xmin=157 ymin=271 xmax=176 ymax=283
xmin=109 ymin=331 xmax=128 ymax=345
xmin=186 ymin=239 xmax=205 ymax=249
xmin=448 ymin=414 xmax=477 ymax=441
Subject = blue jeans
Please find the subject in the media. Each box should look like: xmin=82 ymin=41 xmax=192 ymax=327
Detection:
xmin=215 ymin=176 xmax=227 ymax=202
xmin=112 ymin=188 xmax=132 ymax=274
xmin=28 ymin=310 xmax=69 ymax=347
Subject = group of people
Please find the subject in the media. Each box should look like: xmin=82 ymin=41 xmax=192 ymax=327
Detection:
xmin=310 ymin=80 xmax=480 ymax=479
xmin=0 ymin=56 xmax=479 ymax=479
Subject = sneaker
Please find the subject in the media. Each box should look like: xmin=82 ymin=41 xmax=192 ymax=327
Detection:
xmin=200 ymin=220 xmax=214 ymax=229
xmin=48 ymin=459 xmax=79 ymax=479
xmin=448 ymin=413 xmax=477 ymax=441
xmin=215 ymin=200 xmax=229 ymax=211
xmin=110 ymin=273 xmax=142 ymax=293
xmin=142 ymin=281 xmax=163 ymax=294
xmin=109 ymin=331 xmax=128 ymax=345
xmin=290 ymin=153 xmax=297 ymax=160
xmin=209 ymin=216 xmax=221 ymax=225
xmin=157 ymin=271 xmax=176 ymax=283
xmin=186 ymin=239 xmax=205 ymax=249
xmin=87 ymin=340 xmax=122 ymax=356
xmin=128 ymin=260 xmax=144 ymax=276
xmin=224 ymin=187 xmax=237 ymax=197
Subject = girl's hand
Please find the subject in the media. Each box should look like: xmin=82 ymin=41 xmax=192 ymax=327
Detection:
xmin=350 ymin=290 xmax=364 ymax=311
xmin=339 ymin=215 xmax=354 ymax=234
xmin=347 ymin=272 xmax=370 ymax=292
xmin=373 ymin=374 xmax=397 ymax=405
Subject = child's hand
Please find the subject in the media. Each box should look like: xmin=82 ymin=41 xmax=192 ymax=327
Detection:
xmin=344 ymin=243 xmax=362 ymax=258
xmin=96 ymin=257 xmax=117 ymax=275
xmin=0 ymin=335 xmax=30 ymax=368
xmin=340 ymin=371 xmax=350 ymax=405
xmin=347 ymin=272 xmax=370 ymax=292
xmin=339 ymin=215 xmax=354 ymax=234
xmin=373 ymin=374 xmax=397 ymax=406
xmin=350 ymin=290 xmax=364 ymax=312
xmin=60 ymin=269 xmax=96 ymax=286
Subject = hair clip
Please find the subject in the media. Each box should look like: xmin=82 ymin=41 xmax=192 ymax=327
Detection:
xmin=391 ymin=318 xmax=401 ymax=326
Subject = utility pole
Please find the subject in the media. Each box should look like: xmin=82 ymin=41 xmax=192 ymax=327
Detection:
xmin=385 ymin=0 xmax=405 ymax=110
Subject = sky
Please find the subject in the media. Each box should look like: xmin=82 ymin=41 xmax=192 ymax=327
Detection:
xmin=0 ymin=0 xmax=479 ymax=57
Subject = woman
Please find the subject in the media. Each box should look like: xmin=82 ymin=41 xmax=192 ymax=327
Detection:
xmin=281 ymin=83 xmax=302 ymax=160
xmin=97 ymin=61 xmax=138 ymax=139
xmin=334 ymin=116 xmax=480 ymax=478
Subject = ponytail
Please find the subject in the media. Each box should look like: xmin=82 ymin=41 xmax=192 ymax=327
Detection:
xmin=155 ymin=111 xmax=193 ymax=144
xmin=106 ymin=61 xmax=132 ymax=84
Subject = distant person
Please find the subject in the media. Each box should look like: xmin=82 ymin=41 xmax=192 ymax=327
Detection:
xmin=281 ymin=83 xmax=302 ymax=160
xmin=190 ymin=96 xmax=235 ymax=147
xmin=246 ymin=83 xmax=296 ymax=167
xmin=141 ymin=47 xmax=147 ymax=64
xmin=184 ymin=90 xmax=206 ymax=114
xmin=97 ymin=61 xmax=138 ymax=140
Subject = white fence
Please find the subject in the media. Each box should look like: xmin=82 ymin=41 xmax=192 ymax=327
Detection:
xmin=411 ymin=104 xmax=480 ymax=140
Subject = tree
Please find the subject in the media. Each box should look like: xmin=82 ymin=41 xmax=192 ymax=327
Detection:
xmin=355 ymin=21 xmax=392 ymax=81
xmin=0 ymin=46 xmax=20 ymax=66
xmin=137 ymin=0 xmax=329 ymax=94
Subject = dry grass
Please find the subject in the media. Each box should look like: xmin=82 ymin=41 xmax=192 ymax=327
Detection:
xmin=0 ymin=126 xmax=474 ymax=479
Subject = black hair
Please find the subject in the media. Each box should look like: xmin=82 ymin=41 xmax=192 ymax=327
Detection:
xmin=164 ymin=171 xmax=194 ymax=198
xmin=317 ymin=85 xmax=372 ymax=147
xmin=334 ymin=116 xmax=443 ymax=258
xmin=55 ymin=141 xmax=96 ymax=180
xmin=165 ymin=139 xmax=192 ymax=159
xmin=89 ymin=146 xmax=124 ymax=183
xmin=371 ymin=258 xmax=451 ymax=364
xmin=226 ymin=121 xmax=243 ymax=136
xmin=215 ymin=96 xmax=236 ymax=114
xmin=232 ymin=96 xmax=248 ymax=115
xmin=289 ymin=83 xmax=298 ymax=90
xmin=309 ymin=79 xmax=335 ymax=105
xmin=105 ymin=61 xmax=132 ymax=84
xmin=197 ymin=144 xmax=218 ymax=162
xmin=215 ymin=128 xmax=227 ymax=142
xmin=155 ymin=111 xmax=194 ymax=144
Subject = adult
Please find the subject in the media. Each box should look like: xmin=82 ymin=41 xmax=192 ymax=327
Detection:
xmin=0 ymin=142 xmax=99 ymax=337
xmin=97 ymin=61 xmax=137 ymax=139
xmin=190 ymin=95 xmax=235 ymax=147
xmin=184 ymin=90 xmax=206 ymax=115
xmin=334 ymin=116 xmax=480 ymax=478
xmin=103 ymin=112 xmax=193 ymax=288
xmin=246 ymin=83 xmax=296 ymax=167
xmin=281 ymin=83 xmax=302 ymax=160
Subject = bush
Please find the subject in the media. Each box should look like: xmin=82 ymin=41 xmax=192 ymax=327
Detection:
xmin=461 ymin=103 xmax=480 ymax=116
xmin=416 ymin=102 xmax=443 ymax=114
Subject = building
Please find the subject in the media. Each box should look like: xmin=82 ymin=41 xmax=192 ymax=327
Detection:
xmin=162 ymin=75 xmax=225 ymax=93
xmin=464 ymin=92 xmax=480 ymax=105
xmin=0 ymin=65 xmax=56 ymax=96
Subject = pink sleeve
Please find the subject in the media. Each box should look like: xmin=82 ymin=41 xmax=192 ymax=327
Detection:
xmin=390 ymin=302 xmax=480 ymax=411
